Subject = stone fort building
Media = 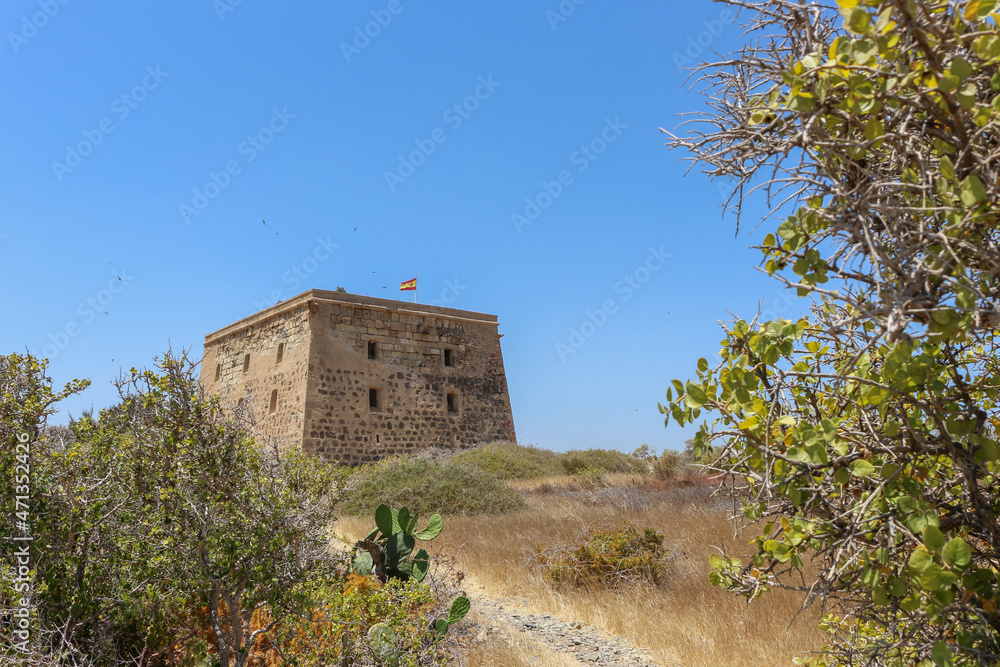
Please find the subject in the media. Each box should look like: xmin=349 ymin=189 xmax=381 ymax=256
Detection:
xmin=200 ymin=289 xmax=516 ymax=463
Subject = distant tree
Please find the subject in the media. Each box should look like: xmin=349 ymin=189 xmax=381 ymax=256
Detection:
xmin=631 ymin=444 xmax=656 ymax=461
xmin=662 ymin=0 xmax=1000 ymax=664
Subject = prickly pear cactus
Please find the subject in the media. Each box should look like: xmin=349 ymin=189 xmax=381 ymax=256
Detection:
xmin=352 ymin=504 xmax=443 ymax=583
xmin=432 ymin=595 xmax=471 ymax=636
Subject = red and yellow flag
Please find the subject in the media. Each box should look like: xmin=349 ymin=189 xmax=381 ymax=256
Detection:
xmin=400 ymin=277 xmax=417 ymax=291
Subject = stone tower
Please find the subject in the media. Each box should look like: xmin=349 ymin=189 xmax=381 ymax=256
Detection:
xmin=200 ymin=289 xmax=516 ymax=463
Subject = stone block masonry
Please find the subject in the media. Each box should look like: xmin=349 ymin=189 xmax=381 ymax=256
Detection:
xmin=200 ymin=290 xmax=516 ymax=463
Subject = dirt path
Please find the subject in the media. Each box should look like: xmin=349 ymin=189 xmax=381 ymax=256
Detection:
xmin=460 ymin=584 xmax=663 ymax=666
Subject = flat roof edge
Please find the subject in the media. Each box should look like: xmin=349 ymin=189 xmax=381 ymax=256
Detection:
xmin=204 ymin=289 xmax=499 ymax=344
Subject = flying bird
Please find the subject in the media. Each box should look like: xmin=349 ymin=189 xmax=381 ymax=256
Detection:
xmin=353 ymin=227 xmax=357 ymax=232
xmin=262 ymin=219 xmax=266 ymax=225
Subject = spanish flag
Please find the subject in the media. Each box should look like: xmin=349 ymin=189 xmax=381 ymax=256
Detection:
xmin=400 ymin=277 xmax=417 ymax=291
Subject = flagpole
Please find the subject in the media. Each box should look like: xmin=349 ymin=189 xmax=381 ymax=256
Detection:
xmin=414 ymin=274 xmax=418 ymax=304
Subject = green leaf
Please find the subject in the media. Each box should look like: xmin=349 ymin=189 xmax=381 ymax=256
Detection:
xmin=865 ymin=117 xmax=885 ymax=141
xmin=909 ymin=547 xmax=935 ymax=574
xmin=942 ymin=537 xmax=972 ymax=570
xmin=950 ymin=57 xmax=972 ymax=81
xmin=353 ymin=551 xmax=374 ymax=576
xmin=448 ymin=595 xmax=471 ymax=624
xmin=397 ymin=507 xmax=411 ymax=535
xmin=965 ymin=0 xmax=997 ymax=20
xmin=415 ymin=514 xmax=443 ymax=541
xmin=846 ymin=7 xmax=871 ymax=33
xmin=433 ymin=618 xmax=450 ymax=635
xmin=368 ymin=623 xmax=398 ymax=658
xmin=922 ymin=565 xmax=959 ymax=591
xmin=685 ymin=383 xmax=708 ymax=408
xmin=923 ymin=525 xmax=947 ymax=552
xmin=975 ymin=439 xmax=1000 ymax=462
xmin=834 ymin=467 xmax=851 ymax=484
xmin=958 ymin=82 xmax=978 ymax=109
xmin=412 ymin=549 xmax=430 ymax=582
xmin=960 ymin=174 xmax=986 ymax=206
xmin=975 ymin=34 xmax=1000 ymax=60
xmin=939 ymin=155 xmax=956 ymax=181
xmin=939 ymin=74 xmax=960 ymax=93
xmin=374 ymin=504 xmax=394 ymax=538
xmin=932 ymin=640 xmax=955 ymax=667
xmin=787 ymin=91 xmax=816 ymax=113
xmin=900 ymin=593 xmax=922 ymax=612
xmin=385 ymin=532 xmax=414 ymax=567
xmin=851 ymin=459 xmax=876 ymax=478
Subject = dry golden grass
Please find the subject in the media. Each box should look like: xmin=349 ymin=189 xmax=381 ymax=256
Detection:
xmin=335 ymin=475 xmax=826 ymax=667
xmin=509 ymin=472 xmax=650 ymax=493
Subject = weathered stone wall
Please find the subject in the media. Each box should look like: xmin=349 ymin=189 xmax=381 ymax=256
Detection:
xmin=200 ymin=290 xmax=516 ymax=464
xmin=200 ymin=304 xmax=311 ymax=450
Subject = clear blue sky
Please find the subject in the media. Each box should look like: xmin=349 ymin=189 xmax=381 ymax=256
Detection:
xmin=0 ymin=0 xmax=800 ymax=453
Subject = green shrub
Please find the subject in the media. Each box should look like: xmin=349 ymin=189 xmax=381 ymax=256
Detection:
xmin=654 ymin=450 xmax=684 ymax=479
xmin=560 ymin=449 xmax=649 ymax=475
xmin=341 ymin=456 xmax=526 ymax=516
xmin=260 ymin=573 xmax=448 ymax=667
xmin=451 ymin=441 xmax=564 ymax=479
xmin=1 ymin=352 xmax=345 ymax=667
xmin=575 ymin=465 xmax=609 ymax=489
xmin=630 ymin=444 xmax=656 ymax=462
xmin=531 ymin=523 xmax=675 ymax=588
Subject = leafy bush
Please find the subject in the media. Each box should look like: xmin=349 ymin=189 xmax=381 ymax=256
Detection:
xmin=560 ymin=449 xmax=649 ymax=475
xmin=663 ymin=0 xmax=1000 ymax=662
xmin=252 ymin=573 xmax=448 ymax=667
xmin=341 ymin=457 xmax=526 ymax=516
xmin=575 ymin=465 xmax=609 ymax=489
xmin=1 ymin=352 xmax=346 ymax=667
xmin=653 ymin=450 xmax=683 ymax=479
xmin=531 ymin=523 xmax=675 ymax=588
xmin=450 ymin=441 xmax=564 ymax=480
xmin=630 ymin=444 xmax=655 ymax=462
